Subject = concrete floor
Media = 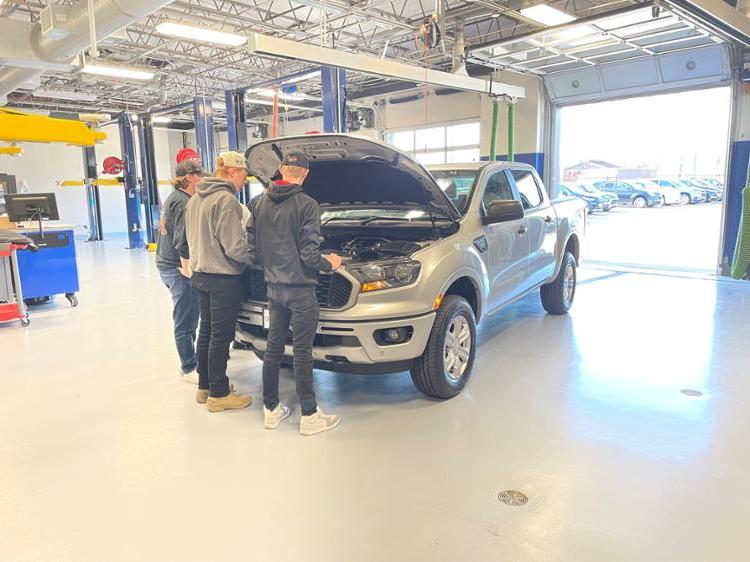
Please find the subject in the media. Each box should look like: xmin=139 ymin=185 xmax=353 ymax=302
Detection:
xmin=584 ymin=202 xmax=723 ymax=274
xmin=2 ymin=237 xmax=750 ymax=562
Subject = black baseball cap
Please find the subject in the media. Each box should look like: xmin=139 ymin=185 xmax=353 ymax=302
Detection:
xmin=281 ymin=150 xmax=309 ymax=170
xmin=175 ymin=160 xmax=205 ymax=177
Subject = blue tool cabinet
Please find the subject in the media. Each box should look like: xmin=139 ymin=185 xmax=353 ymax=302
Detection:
xmin=16 ymin=227 xmax=80 ymax=306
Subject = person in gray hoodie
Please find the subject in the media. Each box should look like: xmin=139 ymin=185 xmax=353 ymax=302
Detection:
xmin=185 ymin=151 xmax=253 ymax=413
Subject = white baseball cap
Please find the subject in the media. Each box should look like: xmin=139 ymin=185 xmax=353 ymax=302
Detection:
xmin=218 ymin=151 xmax=246 ymax=169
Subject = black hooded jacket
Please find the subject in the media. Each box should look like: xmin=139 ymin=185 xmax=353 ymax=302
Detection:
xmin=247 ymin=180 xmax=332 ymax=287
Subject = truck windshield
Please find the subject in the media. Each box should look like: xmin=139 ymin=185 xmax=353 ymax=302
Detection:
xmin=429 ymin=170 xmax=479 ymax=215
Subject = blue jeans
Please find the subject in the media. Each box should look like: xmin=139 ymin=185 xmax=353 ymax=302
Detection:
xmin=159 ymin=268 xmax=200 ymax=374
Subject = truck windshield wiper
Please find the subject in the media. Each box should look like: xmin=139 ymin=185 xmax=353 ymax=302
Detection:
xmin=322 ymin=216 xmax=363 ymax=227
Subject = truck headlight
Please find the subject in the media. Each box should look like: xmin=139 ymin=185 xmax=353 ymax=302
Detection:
xmin=347 ymin=260 xmax=421 ymax=293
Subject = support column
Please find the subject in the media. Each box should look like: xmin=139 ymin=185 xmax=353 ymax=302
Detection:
xmin=137 ymin=115 xmax=160 ymax=245
xmin=193 ymin=96 xmax=216 ymax=172
xmin=321 ymin=67 xmax=347 ymax=133
xmin=118 ymin=113 xmax=145 ymax=250
xmin=225 ymin=89 xmax=251 ymax=203
xmin=82 ymin=145 xmax=103 ymax=242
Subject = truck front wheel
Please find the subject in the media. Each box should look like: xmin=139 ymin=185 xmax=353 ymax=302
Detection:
xmin=410 ymin=295 xmax=476 ymax=399
xmin=540 ymin=251 xmax=577 ymax=314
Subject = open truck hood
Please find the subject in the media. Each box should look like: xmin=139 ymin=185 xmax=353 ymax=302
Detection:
xmin=244 ymin=134 xmax=460 ymax=220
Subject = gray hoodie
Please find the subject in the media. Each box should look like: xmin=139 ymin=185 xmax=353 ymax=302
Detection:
xmin=185 ymin=178 xmax=252 ymax=275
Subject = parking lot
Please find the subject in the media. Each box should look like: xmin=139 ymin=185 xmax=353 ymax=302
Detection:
xmin=583 ymin=202 xmax=723 ymax=274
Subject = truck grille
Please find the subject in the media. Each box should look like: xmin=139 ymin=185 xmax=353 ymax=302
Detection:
xmin=242 ymin=268 xmax=353 ymax=309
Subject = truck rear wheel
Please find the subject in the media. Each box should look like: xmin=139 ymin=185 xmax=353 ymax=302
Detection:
xmin=540 ymin=251 xmax=577 ymax=315
xmin=410 ymin=295 xmax=476 ymax=399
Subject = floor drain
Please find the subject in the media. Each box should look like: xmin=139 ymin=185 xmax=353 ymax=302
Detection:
xmin=680 ymin=389 xmax=703 ymax=397
xmin=497 ymin=490 xmax=528 ymax=506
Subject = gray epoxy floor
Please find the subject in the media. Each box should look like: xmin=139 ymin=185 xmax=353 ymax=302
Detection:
xmin=2 ymin=238 xmax=750 ymax=562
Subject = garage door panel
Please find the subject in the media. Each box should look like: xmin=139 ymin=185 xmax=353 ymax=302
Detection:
xmin=546 ymin=43 xmax=730 ymax=104
xmin=547 ymin=68 xmax=603 ymax=98
xmin=658 ymin=44 xmax=727 ymax=81
xmin=601 ymin=58 xmax=660 ymax=90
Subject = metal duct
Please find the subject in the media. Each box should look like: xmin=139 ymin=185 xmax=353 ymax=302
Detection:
xmin=0 ymin=0 xmax=175 ymax=104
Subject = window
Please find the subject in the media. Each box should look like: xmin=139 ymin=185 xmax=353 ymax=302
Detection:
xmin=431 ymin=170 xmax=479 ymax=214
xmin=482 ymin=171 xmax=515 ymax=213
xmin=387 ymin=121 xmax=480 ymax=165
xmin=510 ymin=169 xmax=543 ymax=209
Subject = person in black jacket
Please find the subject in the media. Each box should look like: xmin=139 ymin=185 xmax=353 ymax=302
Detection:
xmin=248 ymin=151 xmax=343 ymax=436
xmin=156 ymin=159 xmax=203 ymax=384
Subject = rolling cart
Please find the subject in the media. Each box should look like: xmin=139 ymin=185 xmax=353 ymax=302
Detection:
xmin=0 ymin=231 xmax=34 ymax=327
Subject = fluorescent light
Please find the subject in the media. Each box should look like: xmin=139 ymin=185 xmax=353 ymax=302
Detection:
xmin=245 ymin=97 xmax=322 ymax=113
xmin=156 ymin=21 xmax=247 ymax=47
xmin=520 ymin=5 xmax=576 ymax=26
xmin=34 ymin=89 xmax=97 ymax=102
xmin=152 ymin=116 xmax=172 ymax=124
xmin=81 ymin=63 xmax=155 ymax=81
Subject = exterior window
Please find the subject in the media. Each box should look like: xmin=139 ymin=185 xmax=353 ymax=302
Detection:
xmin=387 ymin=121 xmax=480 ymax=165
xmin=510 ymin=169 xmax=543 ymax=209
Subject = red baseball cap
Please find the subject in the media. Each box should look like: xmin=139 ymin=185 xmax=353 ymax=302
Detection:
xmin=176 ymin=148 xmax=199 ymax=163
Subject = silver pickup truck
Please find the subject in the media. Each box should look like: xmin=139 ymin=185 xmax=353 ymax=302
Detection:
xmin=238 ymin=134 xmax=586 ymax=399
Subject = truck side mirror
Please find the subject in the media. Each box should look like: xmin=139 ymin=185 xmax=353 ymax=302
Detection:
xmin=482 ymin=200 xmax=524 ymax=225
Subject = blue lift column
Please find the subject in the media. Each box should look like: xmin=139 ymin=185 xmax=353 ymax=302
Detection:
xmin=194 ymin=96 xmax=216 ymax=172
xmin=82 ymin=145 xmax=103 ymax=242
xmin=136 ymin=115 xmax=160 ymax=244
xmin=118 ymin=113 xmax=146 ymax=250
xmin=321 ymin=67 xmax=347 ymax=133
xmin=225 ymin=89 xmax=251 ymax=203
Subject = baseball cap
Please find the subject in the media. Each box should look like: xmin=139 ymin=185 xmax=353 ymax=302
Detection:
xmin=282 ymin=150 xmax=309 ymax=170
xmin=218 ymin=151 xmax=247 ymax=169
xmin=175 ymin=160 xmax=204 ymax=177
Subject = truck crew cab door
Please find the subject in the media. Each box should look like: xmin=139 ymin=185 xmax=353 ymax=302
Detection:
xmin=508 ymin=168 xmax=558 ymax=289
xmin=479 ymin=169 xmax=530 ymax=311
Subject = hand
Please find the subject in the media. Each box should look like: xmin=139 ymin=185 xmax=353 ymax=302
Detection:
xmin=325 ymin=253 xmax=342 ymax=271
xmin=179 ymin=258 xmax=193 ymax=278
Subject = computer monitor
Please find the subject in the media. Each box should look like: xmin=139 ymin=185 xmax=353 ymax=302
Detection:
xmin=5 ymin=193 xmax=60 ymax=222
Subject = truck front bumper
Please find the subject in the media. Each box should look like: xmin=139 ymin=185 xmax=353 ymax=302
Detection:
xmin=236 ymin=302 xmax=436 ymax=372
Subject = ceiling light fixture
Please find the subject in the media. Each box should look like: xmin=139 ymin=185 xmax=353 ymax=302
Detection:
xmin=519 ymin=5 xmax=576 ymax=26
xmin=156 ymin=21 xmax=248 ymax=47
xmin=81 ymin=63 xmax=155 ymax=81
xmin=244 ymin=97 xmax=322 ymax=113
xmin=152 ymin=116 xmax=172 ymax=124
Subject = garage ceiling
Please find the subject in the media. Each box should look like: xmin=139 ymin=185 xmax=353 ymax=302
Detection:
xmin=470 ymin=5 xmax=725 ymax=75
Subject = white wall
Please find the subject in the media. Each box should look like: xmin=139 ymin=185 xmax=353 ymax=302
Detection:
xmin=1 ymin=122 xmax=181 ymax=236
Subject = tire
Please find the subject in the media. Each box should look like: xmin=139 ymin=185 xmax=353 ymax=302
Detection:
xmin=410 ymin=295 xmax=476 ymax=399
xmin=540 ymin=252 xmax=577 ymax=315
xmin=633 ymin=196 xmax=647 ymax=208
xmin=680 ymin=193 xmax=691 ymax=205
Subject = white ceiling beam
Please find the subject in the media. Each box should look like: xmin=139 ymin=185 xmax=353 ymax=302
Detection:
xmin=246 ymin=32 xmax=526 ymax=99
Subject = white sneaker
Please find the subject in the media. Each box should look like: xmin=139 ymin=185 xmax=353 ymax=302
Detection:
xmin=299 ymin=408 xmax=341 ymax=436
xmin=182 ymin=371 xmax=199 ymax=385
xmin=264 ymin=403 xmax=291 ymax=429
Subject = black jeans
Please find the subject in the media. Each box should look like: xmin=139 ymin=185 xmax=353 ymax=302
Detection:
xmin=262 ymin=285 xmax=318 ymax=416
xmin=191 ymin=272 xmax=243 ymax=398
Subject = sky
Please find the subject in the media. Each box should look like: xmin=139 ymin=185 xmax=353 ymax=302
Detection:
xmin=558 ymin=86 xmax=731 ymax=179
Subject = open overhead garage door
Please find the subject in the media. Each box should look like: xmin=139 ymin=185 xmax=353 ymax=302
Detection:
xmin=471 ymin=5 xmax=739 ymax=104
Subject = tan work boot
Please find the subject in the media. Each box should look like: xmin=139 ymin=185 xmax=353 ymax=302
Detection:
xmin=196 ymin=383 xmax=235 ymax=404
xmin=300 ymin=408 xmax=341 ymax=436
xmin=206 ymin=391 xmax=252 ymax=413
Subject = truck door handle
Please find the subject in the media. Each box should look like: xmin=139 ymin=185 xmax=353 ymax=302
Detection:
xmin=545 ymin=216 xmax=553 ymax=223
xmin=517 ymin=225 xmax=528 ymax=235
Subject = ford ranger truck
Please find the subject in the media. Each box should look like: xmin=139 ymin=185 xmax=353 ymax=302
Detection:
xmin=238 ymin=135 xmax=586 ymax=399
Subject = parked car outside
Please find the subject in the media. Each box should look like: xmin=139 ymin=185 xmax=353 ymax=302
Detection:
xmin=559 ymin=182 xmax=603 ymax=213
xmin=631 ymin=179 xmax=682 ymax=206
xmin=655 ymin=179 xmax=707 ymax=205
xmin=701 ymin=177 xmax=725 ymax=190
xmin=594 ymin=180 xmax=663 ymax=208
xmin=575 ymin=182 xmax=618 ymax=211
xmin=686 ymin=178 xmax=722 ymax=201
